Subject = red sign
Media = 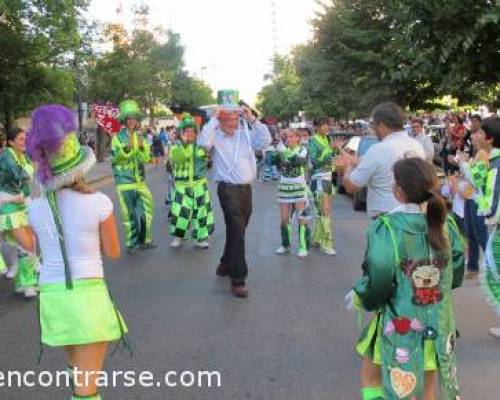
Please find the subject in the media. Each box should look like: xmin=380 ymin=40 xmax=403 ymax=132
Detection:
xmin=92 ymin=103 xmax=121 ymax=135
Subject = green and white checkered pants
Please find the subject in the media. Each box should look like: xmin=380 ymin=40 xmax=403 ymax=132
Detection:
xmin=169 ymin=179 xmax=214 ymax=241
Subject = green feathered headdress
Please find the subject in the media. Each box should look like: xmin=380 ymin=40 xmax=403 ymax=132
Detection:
xmin=118 ymin=100 xmax=144 ymax=124
xmin=178 ymin=113 xmax=197 ymax=132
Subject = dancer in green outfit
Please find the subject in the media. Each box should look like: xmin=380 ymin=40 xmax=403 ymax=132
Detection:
xmin=308 ymin=118 xmax=338 ymax=255
xmin=458 ymin=116 xmax=500 ymax=339
xmin=26 ymin=104 xmax=128 ymax=400
xmin=169 ymin=114 xmax=214 ymax=249
xmin=275 ymin=129 xmax=310 ymax=258
xmin=0 ymin=127 xmax=37 ymax=298
xmin=348 ymin=157 xmax=464 ymax=400
xmin=111 ymin=100 xmax=155 ymax=254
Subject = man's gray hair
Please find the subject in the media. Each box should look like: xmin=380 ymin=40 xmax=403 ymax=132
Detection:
xmin=372 ymin=102 xmax=406 ymax=130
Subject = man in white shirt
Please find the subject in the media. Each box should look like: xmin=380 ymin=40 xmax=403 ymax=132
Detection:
xmin=411 ymin=118 xmax=435 ymax=162
xmin=336 ymin=102 xmax=425 ymax=218
xmin=198 ymin=106 xmax=271 ymax=297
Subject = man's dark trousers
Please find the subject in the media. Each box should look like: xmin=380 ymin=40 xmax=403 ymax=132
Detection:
xmin=217 ymin=183 xmax=252 ymax=287
xmin=464 ymin=199 xmax=488 ymax=272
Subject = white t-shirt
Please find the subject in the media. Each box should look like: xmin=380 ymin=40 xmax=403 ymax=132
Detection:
xmin=349 ymin=131 xmax=425 ymax=217
xmin=28 ymin=190 xmax=113 ymax=284
xmin=413 ymin=132 xmax=435 ymax=162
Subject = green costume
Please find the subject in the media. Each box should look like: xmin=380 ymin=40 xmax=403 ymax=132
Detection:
xmin=0 ymin=147 xmax=37 ymax=290
xmin=169 ymin=141 xmax=214 ymax=241
xmin=276 ymin=144 xmax=310 ymax=252
xmin=111 ymin=110 xmax=154 ymax=250
xmin=463 ymin=149 xmax=500 ymax=317
xmin=308 ymin=133 xmax=337 ymax=250
xmin=354 ymin=206 xmax=464 ymax=399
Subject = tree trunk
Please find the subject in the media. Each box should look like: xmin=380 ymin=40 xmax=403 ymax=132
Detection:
xmin=3 ymin=104 xmax=13 ymax=136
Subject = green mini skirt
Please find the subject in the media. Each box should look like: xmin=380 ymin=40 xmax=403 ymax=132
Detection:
xmin=356 ymin=314 xmax=437 ymax=371
xmin=39 ymin=279 xmax=128 ymax=347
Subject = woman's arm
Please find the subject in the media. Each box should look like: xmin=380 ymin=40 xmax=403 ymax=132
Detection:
xmin=12 ymin=226 xmax=36 ymax=253
xmin=100 ymin=214 xmax=120 ymax=259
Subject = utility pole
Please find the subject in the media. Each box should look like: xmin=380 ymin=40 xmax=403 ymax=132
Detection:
xmin=271 ymin=0 xmax=278 ymax=55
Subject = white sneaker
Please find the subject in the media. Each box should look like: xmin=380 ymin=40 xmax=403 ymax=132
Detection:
xmin=170 ymin=237 xmax=183 ymax=248
xmin=275 ymin=246 xmax=290 ymax=255
xmin=6 ymin=268 xmax=16 ymax=279
xmin=297 ymin=249 xmax=308 ymax=258
xmin=23 ymin=287 xmax=38 ymax=298
xmin=14 ymin=286 xmax=24 ymax=294
xmin=195 ymin=241 xmax=210 ymax=249
xmin=321 ymin=248 xmax=337 ymax=256
xmin=489 ymin=327 xmax=500 ymax=338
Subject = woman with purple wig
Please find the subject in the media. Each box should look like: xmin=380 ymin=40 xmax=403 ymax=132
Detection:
xmin=23 ymin=104 xmax=129 ymax=400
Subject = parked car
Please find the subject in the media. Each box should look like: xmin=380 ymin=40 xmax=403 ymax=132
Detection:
xmin=337 ymin=135 xmax=379 ymax=211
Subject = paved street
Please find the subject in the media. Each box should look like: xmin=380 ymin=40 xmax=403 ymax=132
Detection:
xmin=0 ymin=166 xmax=499 ymax=399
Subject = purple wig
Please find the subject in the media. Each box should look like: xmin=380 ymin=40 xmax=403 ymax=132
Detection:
xmin=26 ymin=104 xmax=77 ymax=184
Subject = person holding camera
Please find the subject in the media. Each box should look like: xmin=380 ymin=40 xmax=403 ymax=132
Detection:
xmin=198 ymin=92 xmax=271 ymax=298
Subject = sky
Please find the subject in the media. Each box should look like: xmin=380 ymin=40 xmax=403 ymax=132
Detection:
xmin=87 ymin=0 xmax=321 ymax=104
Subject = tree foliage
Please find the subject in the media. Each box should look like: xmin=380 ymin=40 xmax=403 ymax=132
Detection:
xmin=256 ymin=55 xmax=302 ymax=120
xmin=259 ymin=0 xmax=500 ymax=120
xmin=0 ymin=0 xmax=91 ymax=131
xmin=89 ymin=8 xmax=214 ymax=116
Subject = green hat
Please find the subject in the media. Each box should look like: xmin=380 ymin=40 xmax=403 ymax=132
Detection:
xmin=217 ymin=89 xmax=240 ymax=110
xmin=118 ymin=100 xmax=144 ymax=124
xmin=47 ymin=132 xmax=96 ymax=190
xmin=178 ymin=113 xmax=197 ymax=132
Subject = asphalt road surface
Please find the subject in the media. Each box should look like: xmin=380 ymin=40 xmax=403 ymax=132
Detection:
xmin=0 ymin=166 xmax=499 ymax=399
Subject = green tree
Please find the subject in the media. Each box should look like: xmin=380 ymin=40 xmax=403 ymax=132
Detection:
xmin=89 ymin=12 xmax=213 ymax=114
xmin=290 ymin=0 xmax=499 ymax=117
xmin=256 ymin=55 xmax=302 ymax=121
xmin=0 ymin=0 xmax=91 ymax=131
xmin=385 ymin=0 xmax=500 ymax=106
xmin=170 ymin=71 xmax=215 ymax=109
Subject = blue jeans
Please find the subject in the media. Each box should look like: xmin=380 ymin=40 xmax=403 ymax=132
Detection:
xmin=464 ymin=199 xmax=488 ymax=272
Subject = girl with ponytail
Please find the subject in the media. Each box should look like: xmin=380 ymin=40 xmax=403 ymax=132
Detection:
xmin=349 ymin=157 xmax=465 ymax=400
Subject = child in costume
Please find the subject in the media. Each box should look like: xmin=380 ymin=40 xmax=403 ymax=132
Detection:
xmin=111 ymin=100 xmax=155 ymax=254
xmin=0 ymin=127 xmax=37 ymax=298
xmin=169 ymin=114 xmax=214 ymax=249
xmin=275 ymin=129 xmax=310 ymax=258
xmin=308 ymin=118 xmax=337 ymax=255
xmin=349 ymin=157 xmax=464 ymax=400
xmin=458 ymin=116 xmax=500 ymax=338
xmin=262 ymin=141 xmax=279 ymax=182
xmin=164 ymin=126 xmax=177 ymax=206
xmin=26 ymin=104 xmax=129 ymax=400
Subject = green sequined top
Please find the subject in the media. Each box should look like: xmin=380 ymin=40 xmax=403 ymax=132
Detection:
xmin=111 ymin=128 xmax=151 ymax=185
xmin=0 ymin=148 xmax=33 ymax=215
xmin=170 ymin=143 xmax=209 ymax=184
xmin=276 ymin=145 xmax=308 ymax=178
xmin=308 ymin=134 xmax=336 ymax=176
xmin=464 ymin=148 xmax=500 ymax=219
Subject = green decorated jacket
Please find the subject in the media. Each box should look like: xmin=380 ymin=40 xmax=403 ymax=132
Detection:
xmin=308 ymin=134 xmax=336 ymax=176
xmin=170 ymin=143 xmax=209 ymax=184
xmin=276 ymin=145 xmax=308 ymax=178
xmin=111 ymin=128 xmax=151 ymax=185
xmin=0 ymin=148 xmax=33 ymax=215
xmin=461 ymin=148 xmax=500 ymax=220
xmin=354 ymin=208 xmax=464 ymax=399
